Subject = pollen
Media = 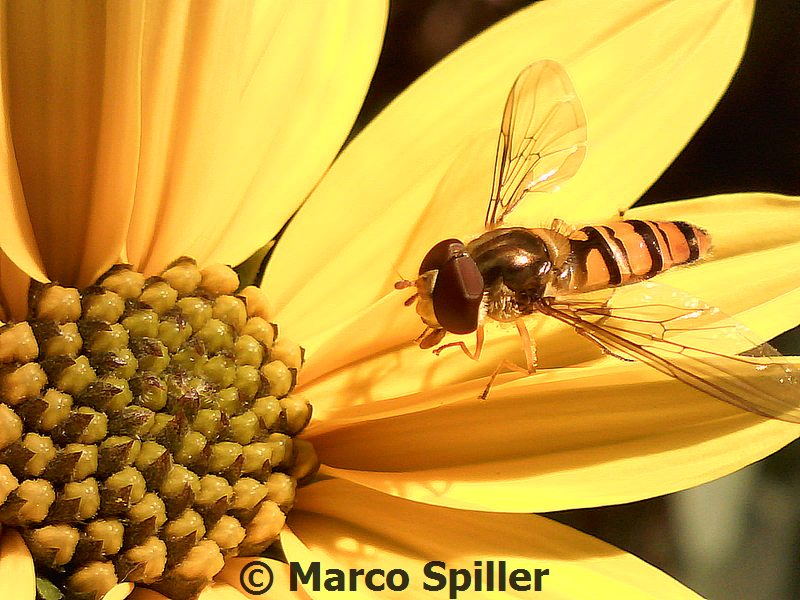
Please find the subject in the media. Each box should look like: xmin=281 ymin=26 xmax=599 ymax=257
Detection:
xmin=0 ymin=258 xmax=317 ymax=600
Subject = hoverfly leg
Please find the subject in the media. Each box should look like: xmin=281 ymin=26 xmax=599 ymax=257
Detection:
xmin=515 ymin=319 xmax=538 ymax=373
xmin=419 ymin=328 xmax=446 ymax=349
xmin=414 ymin=327 xmax=433 ymax=344
xmin=479 ymin=320 xmax=538 ymax=400
xmin=432 ymin=324 xmax=485 ymax=359
xmin=480 ymin=359 xmax=533 ymax=400
xmin=574 ymin=328 xmax=634 ymax=362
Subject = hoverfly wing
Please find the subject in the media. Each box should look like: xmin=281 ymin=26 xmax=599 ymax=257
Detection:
xmin=538 ymin=281 xmax=800 ymax=423
xmin=485 ymin=60 xmax=588 ymax=229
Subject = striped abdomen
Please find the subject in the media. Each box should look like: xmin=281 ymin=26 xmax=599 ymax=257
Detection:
xmin=560 ymin=220 xmax=711 ymax=293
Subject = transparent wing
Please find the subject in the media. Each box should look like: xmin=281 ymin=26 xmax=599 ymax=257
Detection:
xmin=537 ymin=281 xmax=800 ymax=423
xmin=485 ymin=60 xmax=588 ymax=228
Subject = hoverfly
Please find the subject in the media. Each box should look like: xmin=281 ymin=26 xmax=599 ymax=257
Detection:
xmin=396 ymin=60 xmax=800 ymax=421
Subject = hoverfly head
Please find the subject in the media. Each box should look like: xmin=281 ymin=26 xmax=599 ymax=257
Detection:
xmin=396 ymin=238 xmax=485 ymax=338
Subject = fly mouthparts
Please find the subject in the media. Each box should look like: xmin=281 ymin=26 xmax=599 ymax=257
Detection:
xmin=404 ymin=294 xmax=418 ymax=306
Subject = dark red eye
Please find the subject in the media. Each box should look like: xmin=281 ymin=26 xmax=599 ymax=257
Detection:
xmin=419 ymin=239 xmax=484 ymax=334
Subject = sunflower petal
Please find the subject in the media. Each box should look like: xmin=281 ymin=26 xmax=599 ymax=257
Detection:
xmin=629 ymin=193 xmax=800 ymax=258
xmin=127 ymin=0 xmax=387 ymax=275
xmin=296 ymin=292 xmax=591 ymax=420
xmin=0 ymin=1 xmax=386 ymax=286
xmin=0 ymin=529 xmax=35 ymax=600
xmin=633 ymin=194 xmax=800 ymax=340
xmin=0 ymin=7 xmax=46 ymax=286
xmin=268 ymin=0 xmax=755 ymax=343
xmin=283 ymin=479 xmax=701 ymax=598
xmin=298 ymin=272 xmax=797 ymax=425
xmin=296 ymin=192 xmax=799 ymax=414
xmin=306 ymin=360 xmax=798 ymax=512
xmin=297 ymin=193 xmax=800 ymax=511
xmin=0 ymin=248 xmax=32 ymax=322
xmin=1 ymin=1 xmax=143 ymax=286
xmin=102 ymin=583 xmax=135 ymax=600
xmin=659 ymin=244 xmax=800 ymax=341
xmin=200 ymin=1 xmax=388 ymax=270
xmin=128 ymin=589 xmax=167 ymax=600
xmin=198 ymin=582 xmax=262 ymax=600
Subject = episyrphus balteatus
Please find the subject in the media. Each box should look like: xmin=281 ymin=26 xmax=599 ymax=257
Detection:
xmin=395 ymin=59 xmax=800 ymax=420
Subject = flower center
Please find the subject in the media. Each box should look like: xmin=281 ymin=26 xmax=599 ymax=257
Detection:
xmin=0 ymin=257 xmax=317 ymax=600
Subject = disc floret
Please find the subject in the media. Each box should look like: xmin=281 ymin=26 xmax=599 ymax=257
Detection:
xmin=0 ymin=258 xmax=317 ymax=599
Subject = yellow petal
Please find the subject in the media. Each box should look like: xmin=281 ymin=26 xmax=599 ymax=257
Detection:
xmin=1 ymin=1 xmax=143 ymax=286
xmin=306 ymin=360 xmax=798 ymax=512
xmin=200 ymin=1 xmax=387 ymax=270
xmin=102 ymin=583 xmax=135 ymax=600
xmin=296 ymin=293 xmax=579 ymax=420
xmin=629 ymin=193 xmax=800 ymax=340
xmin=0 ymin=6 xmax=46 ymax=286
xmin=0 ymin=528 xmax=35 ymax=600
xmin=630 ymin=193 xmax=800 ymax=259
xmin=301 ymin=273 xmax=797 ymax=419
xmin=127 ymin=0 xmax=387 ymax=275
xmin=283 ymin=479 xmax=700 ymax=599
xmin=0 ymin=1 xmax=386 ymax=286
xmin=128 ymin=588 xmax=168 ymax=600
xmin=299 ymin=281 xmax=794 ymax=423
xmin=217 ymin=557 xmax=313 ymax=599
xmin=297 ymin=192 xmax=799 ymax=416
xmin=76 ymin=2 xmax=145 ymax=285
xmin=0 ymin=248 xmax=31 ymax=322
xmin=268 ymin=0 xmax=754 ymax=343
xmin=659 ymin=243 xmax=800 ymax=341
xmin=198 ymin=581 xmax=256 ymax=600
xmin=128 ymin=580 xmax=267 ymax=600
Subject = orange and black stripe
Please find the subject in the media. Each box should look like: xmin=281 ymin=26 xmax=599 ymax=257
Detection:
xmin=563 ymin=220 xmax=710 ymax=292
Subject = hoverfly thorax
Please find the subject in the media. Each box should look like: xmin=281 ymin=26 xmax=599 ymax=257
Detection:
xmin=466 ymin=228 xmax=557 ymax=315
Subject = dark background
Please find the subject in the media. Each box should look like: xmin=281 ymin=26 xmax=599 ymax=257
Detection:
xmin=351 ymin=1 xmax=800 ymax=598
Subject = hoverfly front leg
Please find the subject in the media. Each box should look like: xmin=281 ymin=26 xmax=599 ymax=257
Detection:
xmin=432 ymin=323 xmax=485 ymax=360
xmin=418 ymin=327 xmax=446 ymax=349
xmin=435 ymin=321 xmax=538 ymax=399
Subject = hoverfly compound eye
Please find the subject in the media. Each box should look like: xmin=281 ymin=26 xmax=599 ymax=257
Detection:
xmin=419 ymin=239 xmax=466 ymax=276
xmin=419 ymin=239 xmax=484 ymax=335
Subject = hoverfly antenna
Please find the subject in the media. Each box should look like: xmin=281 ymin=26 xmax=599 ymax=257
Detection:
xmin=403 ymin=293 xmax=418 ymax=306
xmin=392 ymin=264 xmax=415 ymax=290
xmin=394 ymin=278 xmax=414 ymax=290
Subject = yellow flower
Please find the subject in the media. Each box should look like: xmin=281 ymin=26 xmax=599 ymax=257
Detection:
xmin=0 ymin=1 xmax=385 ymax=599
xmin=0 ymin=1 xmax=797 ymax=600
